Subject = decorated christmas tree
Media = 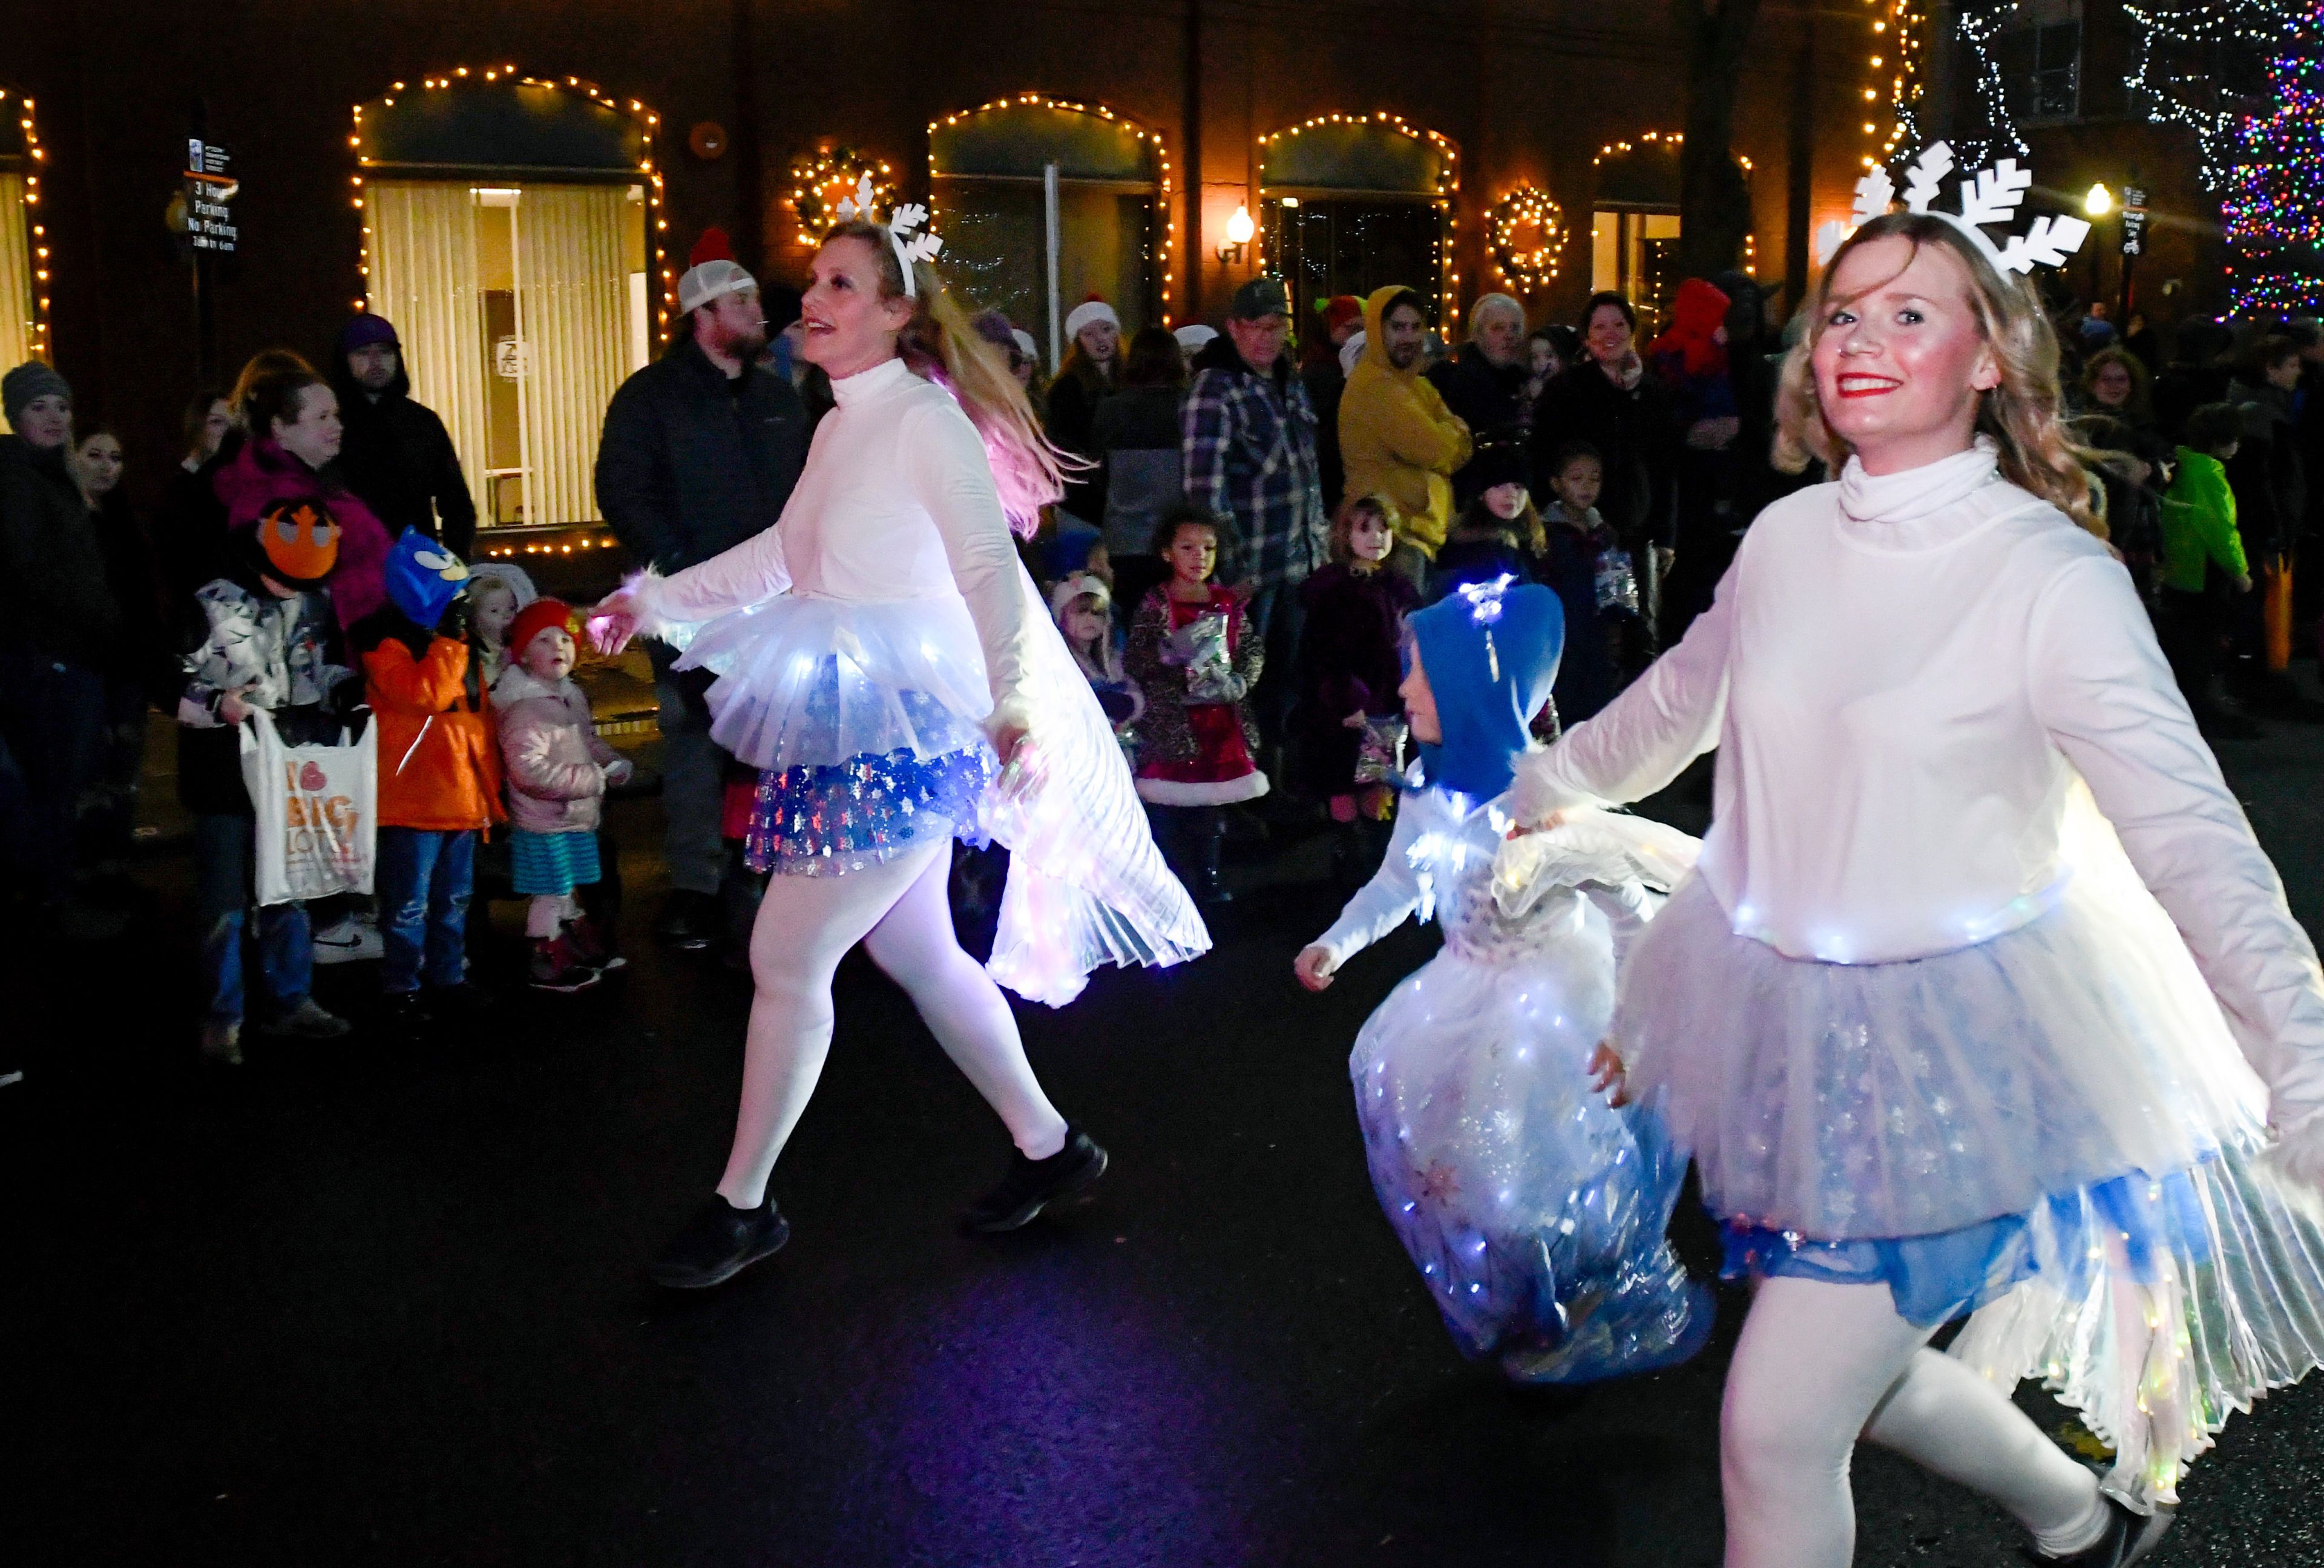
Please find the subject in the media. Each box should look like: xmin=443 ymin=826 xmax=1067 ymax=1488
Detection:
xmin=2127 ymin=0 xmax=2324 ymax=312
xmin=2223 ymin=27 xmax=2324 ymax=310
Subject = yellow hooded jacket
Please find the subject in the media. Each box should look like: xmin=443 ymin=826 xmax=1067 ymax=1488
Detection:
xmin=1337 ymin=286 xmax=1474 ymax=558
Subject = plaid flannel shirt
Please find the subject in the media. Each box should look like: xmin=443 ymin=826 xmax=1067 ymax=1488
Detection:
xmin=1180 ymin=353 xmax=1329 ymax=591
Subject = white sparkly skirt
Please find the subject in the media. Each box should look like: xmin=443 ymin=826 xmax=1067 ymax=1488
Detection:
xmin=1616 ymin=788 xmax=2324 ymax=1508
xmin=674 ymin=574 xmax=1210 ymax=1005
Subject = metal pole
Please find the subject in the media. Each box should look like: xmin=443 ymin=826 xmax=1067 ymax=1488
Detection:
xmin=1183 ymin=0 xmax=1202 ymax=323
xmin=1045 ymin=160 xmax=1063 ymax=372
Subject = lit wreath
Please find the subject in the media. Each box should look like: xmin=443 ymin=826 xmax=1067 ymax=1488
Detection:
xmin=789 ymin=148 xmax=895 ymax=245
xmin=1488 ymin=186 xmax=1567 ymax=294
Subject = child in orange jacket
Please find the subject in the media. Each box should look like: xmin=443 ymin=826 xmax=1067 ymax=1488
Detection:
xmin=355 ymin=531 xmax=504 ymax=1034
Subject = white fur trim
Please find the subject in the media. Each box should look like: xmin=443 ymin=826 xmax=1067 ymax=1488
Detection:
xmin=1134 ymin=771 xmax=1269 ymax=807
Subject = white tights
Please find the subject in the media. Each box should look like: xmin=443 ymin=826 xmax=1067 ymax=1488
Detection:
xmin=526 ymin=893 xmax=580 ymax=939
xmin=715 ymin=839 xmax=1069 ymax=1209
xmin=1722 ymin=1275 xmax=2107 ymax=1568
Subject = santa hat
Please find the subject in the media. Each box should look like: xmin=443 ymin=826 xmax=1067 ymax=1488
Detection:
xmin=510 ymin=598 xmax=578 ymax=658
xmin=677 ymin=227 xmax=756 ymax=317
xmin=1064 ymin=298 xmax=1119 ymax=343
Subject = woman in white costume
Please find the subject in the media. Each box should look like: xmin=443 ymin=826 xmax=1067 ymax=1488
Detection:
xmin=591 ymin=205 xmax=1207 ymax=1289
xmin=1503 ymin=198 xmax=2324 ymax=1566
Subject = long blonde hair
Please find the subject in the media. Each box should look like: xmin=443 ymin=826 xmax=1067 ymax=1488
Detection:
xmin=1774 ymin=212 xmax=2099 ymax=535
xmin=822 ymin=220 xmax=1071 ymax=534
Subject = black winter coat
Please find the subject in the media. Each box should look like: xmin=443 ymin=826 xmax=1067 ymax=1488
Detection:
xmin=594 ymin=336 xmax=809 ymax=575
xmin=1428 ymin=344 xmax=1531 ymax=505
xmin=1290 ymin=562 xmax=1418 ymax=797
xmin=1530 ymin=362 xmax=1676 ymax=551
xmin=327 ymin=362 xmax=479 ymax=556
xmin=2226 ymin=378 xmax=2308 ymax=562
xmin=0 ymin=435 xmax=120 ymax=666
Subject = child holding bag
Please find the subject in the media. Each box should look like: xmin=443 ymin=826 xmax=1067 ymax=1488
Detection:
xmin=491 ymin=599 xmax=634 ymax=991
xmin=1126 ymin=505 xmax=1266 ymax=903
xmin=353 ymin=530 xmax=502 ymax=1037
xmin=177 ymin=499 xmax=361 ymax=1064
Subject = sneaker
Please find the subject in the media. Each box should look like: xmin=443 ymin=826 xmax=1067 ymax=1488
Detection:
xmin=422 ymin=982 xmax=499 ymax=1021
xmin=654 ymin=889 xmax=721 ymax=951
xmin=257 ymin=998 xmax=352 ymax=1040
xmin=311 ymin=914 xmax=384 ymax=965
xmin=198 ymin=1020 xmax=243 ymax=1067
xmin=562 ymin=915 xmax=625 ymax=974
xmin=962 ymin=1127 xmax=1109 ymax=1233
xmin=528 ymin=936 xmax=602 ymax=993
xmin=2027 ymin=1497 xmax=2173 ymax=1566
xmin=647 ymin=1194 xmax=791 ymax=1289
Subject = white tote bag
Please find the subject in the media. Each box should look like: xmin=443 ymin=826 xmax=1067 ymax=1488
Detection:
xmin=238 ymin=709 xmax=379 ymax=905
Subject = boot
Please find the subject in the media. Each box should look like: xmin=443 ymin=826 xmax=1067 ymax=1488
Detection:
xmin=198 ymin=1020 xmax=243 ymax=1068
xmin=1193 ymin=809 xmax=1233 ymax=905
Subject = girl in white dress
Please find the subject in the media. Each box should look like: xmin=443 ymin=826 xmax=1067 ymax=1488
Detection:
xmin=591 ymin=210 xmax=1207 ymax=1288
xmin=1296 ymin=577 xmax=1711 ymax=1385
xmin=1503 ymin=209 xmax=2324 ymax=1566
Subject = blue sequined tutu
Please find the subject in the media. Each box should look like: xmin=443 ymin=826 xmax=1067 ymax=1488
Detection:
xmin=1353 ymin=853 xmax=1710 ymax=1385
xmin=743 ymin=739 xmax=996 ymax=877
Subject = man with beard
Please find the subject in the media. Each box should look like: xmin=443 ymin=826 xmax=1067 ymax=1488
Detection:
xmin=1340 ymin=287 xmax=1472 ymax=586
xmin=597 ymin=229 xmax=809 ymax=950
xmin=328 ymin=315 xmax=478 ymax=558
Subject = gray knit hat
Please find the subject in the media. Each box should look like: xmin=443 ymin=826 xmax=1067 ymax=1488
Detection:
xmin=2 ymin=361 xmax=69 ymax=425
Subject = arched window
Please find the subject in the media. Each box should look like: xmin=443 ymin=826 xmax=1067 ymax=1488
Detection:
xmin=930 ymin=96 xmax=1171 ymax=367
xmin=1591 ymin=133 xmax=1686 ymax=324
xmin=1259 ymin=114 xmax=1458 ymax=332
xmin=0 ymin=88 xmax=48 ymax=368
xmin=354 ymin=71 xmax=663 ymax=531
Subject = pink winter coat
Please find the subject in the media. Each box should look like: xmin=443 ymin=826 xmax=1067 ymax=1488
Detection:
xmin=490 ymin=666 xmax=628 ymax=834
xmin=214 ymin=437 xmax=395 ymax=633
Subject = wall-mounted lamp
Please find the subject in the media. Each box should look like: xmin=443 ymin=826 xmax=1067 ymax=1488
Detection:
xmin=1216 ymin=203 xmax=1255 ymax=264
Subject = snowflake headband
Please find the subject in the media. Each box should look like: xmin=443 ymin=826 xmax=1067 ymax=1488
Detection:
xmin=1814 ymin=142 xmax=2090 ymax=277
xmin=1455 ymin=572 xmax=1516 ymax=683
xmin=835 ymin=173 xmax=942 ymax=299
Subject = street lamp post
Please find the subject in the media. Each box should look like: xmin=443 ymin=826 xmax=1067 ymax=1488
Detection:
xmin=2084 ymin=182 xmax=2113 ymax=315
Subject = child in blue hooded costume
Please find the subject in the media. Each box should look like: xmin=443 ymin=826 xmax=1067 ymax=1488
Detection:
xmin=1294 ymin=574 xmax=1710 ymax=1383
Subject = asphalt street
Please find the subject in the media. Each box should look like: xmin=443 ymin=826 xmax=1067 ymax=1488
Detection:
xmin=9 ymin=720 xmax=2324 ymax=1567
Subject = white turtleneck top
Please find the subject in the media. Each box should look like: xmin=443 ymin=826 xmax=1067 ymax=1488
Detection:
xmin=633 ymin=356 xmax=1031 ymax=720
xmin=1514 ymin=442 xmax=2324 ymax=1120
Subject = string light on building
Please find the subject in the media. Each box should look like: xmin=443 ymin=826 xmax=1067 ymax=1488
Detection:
xmin=928 ymin=94 xmax=1176 ymax=326
xmin=788 ymin=147 xmax=894 ymax=248
xmin=4 ymin=90 xmax=49 ymax=359
xmin=1876 ymin=2 xmax=1928 ymax=165
xmin=350 ymin=67 xmax=669 ymax=338
xmin=1486 ymin=187 xmax=1566 ymax=294
xmin=1257 ymin=113 xmax=1460 ymax=320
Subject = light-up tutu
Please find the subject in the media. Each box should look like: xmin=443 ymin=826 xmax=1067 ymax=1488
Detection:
xmin=1609 ymin=786 xmax=2324 ymax=1508
xmin=1349 ymin=794 xmax=1711 ymax=1384
xmin=671 ymin=570 xmax=1210 ymax=1005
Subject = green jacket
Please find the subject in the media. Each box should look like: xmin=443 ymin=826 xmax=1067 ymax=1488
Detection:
xmin=2159 ymin=447 xmax=2246 ymax=594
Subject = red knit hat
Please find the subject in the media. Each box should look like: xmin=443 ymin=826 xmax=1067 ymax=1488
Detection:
xmin=509 ymin=598 xmax=577 ymax=659
xmin=1322 ymin=295 xmax=1363 ymax=335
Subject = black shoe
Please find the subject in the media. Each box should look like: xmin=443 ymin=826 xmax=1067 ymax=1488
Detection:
xmin=422 ymin=982 xmax=497 ymax=1022
xmin=648 ymin=1195 xmax=791 ymax=1288
xmin=654 ymin=889 xmax=721 ymax=951
xmin=2025 ymin=1498 xmax=2173 ymax=1566
xmin=962 ymin=1128 xmax=1109 ymax=1233
xmin=376 ymin=991 xmax=432 ymax=1045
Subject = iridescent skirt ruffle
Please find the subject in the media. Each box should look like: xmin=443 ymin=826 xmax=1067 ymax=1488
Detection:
xmin=743 ymin=742 xmax=996 ymax=877
xmin=1352 ymin=892 xmax=1710 ymax=1385
xmin=1617 ymin=790 xmax=2324 ymax=1509
xmin=1613 ymin=874 xmax=2228 ymax=1242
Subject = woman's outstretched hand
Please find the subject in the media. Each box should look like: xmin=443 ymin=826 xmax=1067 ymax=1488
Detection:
xmin=1294 ymin=945 xmax=1338 ymax=992
xmin=991 ymin=719 xmax=1030 ymax=769
xmin=1587 ymin=1041 xmax=1631 ymax=1107
xmin=1503 ymin=809 xmax=1568 ymax=841
xmin=585 ymin=590 xmax=643 ymax=656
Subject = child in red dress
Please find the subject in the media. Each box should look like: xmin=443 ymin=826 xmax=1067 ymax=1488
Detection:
xmin=1126 ymin=505 xmax=1265 ymax=903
